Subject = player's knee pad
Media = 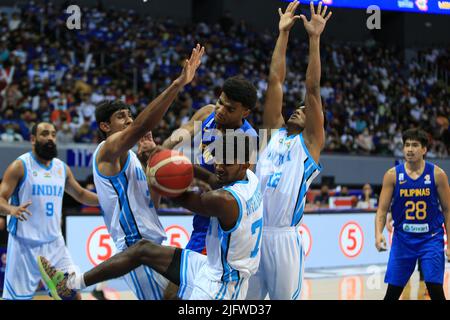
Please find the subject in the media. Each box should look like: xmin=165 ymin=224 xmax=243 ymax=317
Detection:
xmin=163 ymin=248 xmax=182 ymax=286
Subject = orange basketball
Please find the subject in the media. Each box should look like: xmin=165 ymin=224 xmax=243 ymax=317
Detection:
xmin=146 ymin=149 xmax=193 ymax=197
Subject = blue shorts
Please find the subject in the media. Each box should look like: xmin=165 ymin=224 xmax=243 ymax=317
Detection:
xmin=185 ymin=215 xmax=209 ymax=254
xmin=385 ymin=230 xmax=445 ymax=287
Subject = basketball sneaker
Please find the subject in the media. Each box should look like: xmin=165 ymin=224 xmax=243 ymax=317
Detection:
xmin=37 ymin=256 xmax=77 ymax=300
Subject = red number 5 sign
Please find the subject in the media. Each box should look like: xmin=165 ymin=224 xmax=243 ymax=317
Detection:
xmin=339 ymin=222 xmax=364 ymax=258
xmin=162 ymin=225 xmax=190 ymax=248
xmin=87 ymin=226 xmax=117 ymax=266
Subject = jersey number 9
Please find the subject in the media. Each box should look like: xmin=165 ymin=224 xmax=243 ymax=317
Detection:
xmin=46 ymin=202 xmax=54 ymax=217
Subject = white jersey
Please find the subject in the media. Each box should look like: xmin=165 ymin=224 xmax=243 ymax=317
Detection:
xmin=256 ymin=128 xmax=322 ymax=227
xmin=7 ymin=152 xmax=67 ymax=243
xmin=93 ymin=142 xmax=166 ymax=251
xmin=204 ymin=169 xmax=263 ymax=282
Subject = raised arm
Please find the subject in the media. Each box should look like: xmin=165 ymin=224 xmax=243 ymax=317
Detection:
xmin=162 ymin=104 xmax=214 ymax=150
xmin=263 ymin=0 xmax=301 ymax=130
xmin=0 ymin=160 xmax=32 ymax=221
xmin=101 ymin=44 xmax=205 ymax=160
xmin=375 ymin=168 xmax=396 ymax=252
xmin=300 ymin=2 xmax=332 ymax=157
xmin=64 ymin=165 xmax=99 ymax=207
xmin=172 ymin=189 xmax=238 ymax=230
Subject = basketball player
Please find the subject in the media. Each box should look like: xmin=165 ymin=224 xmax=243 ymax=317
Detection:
xmin=161 ymin=75 xmax=258 ymax=298
xmin=0 ymin=122 xmax=99 ymax=300
xmin=246 ymin=1 xmax=331 ymax=300
xmin=38 ymin=134 xmax=263 ymax=300
xmin=162 ymin=75 xmax=258 ymax=255
xmin=86 ymin=131 xmax=161 ymax=300
xmin=375 ymin=128 xmax=450 ymax=300
xmin=49 ymin=44 xmax=204 ymax=301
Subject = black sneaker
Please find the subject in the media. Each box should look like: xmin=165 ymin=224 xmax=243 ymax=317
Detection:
xmin=91 ymin=288 xmax=109 ymax=300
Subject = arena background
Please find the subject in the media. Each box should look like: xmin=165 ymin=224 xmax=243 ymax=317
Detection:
xmin=0 ymin=0 xmax=448 ymax=300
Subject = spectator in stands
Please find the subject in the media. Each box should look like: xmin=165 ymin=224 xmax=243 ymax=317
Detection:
xmin=356 ymin=183 xmax=378 ymax=209
xmin=74 ymin=115 xmax=95 ymax=143
xmin=339 ymin=186 xmax=349 ymax=196
xmin=57 ymin=122 xmax=75 ymax=144
xmin=0 ymin=1 xmax=447 ymax=159
xmin=0 ymin=123 xmax=23 ymax=142
xmin=356 ymin=128 xmax=375 ymax=154
xmin=314 ymin=185 xmax=330 ymax=209
xmin=336 ymin=185 xmax=357 ymax=208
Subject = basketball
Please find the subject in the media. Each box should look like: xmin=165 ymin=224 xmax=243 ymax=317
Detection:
xmin=146 ymin=149 xmax=194 ymax=197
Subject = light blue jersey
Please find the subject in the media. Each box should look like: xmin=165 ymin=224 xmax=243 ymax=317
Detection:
xmin=92 ymin=142 xmax=169 ymax=300
xmin=256 ymin=128 xmax=322 ymax=227
xmin=178 ymin=169 xmax=263 ymax=300
xmin=7 ymin=152 xmax=67 ymax=243
xmin=247 ymin=128 xmax=322 ymax=300
xmin=205 ymin=169 xmax=263 ymax=282
xmin=93 ymin=142 xmax=166 ymax=251
xmin=3 ymin=152 xmax=76 ymax=300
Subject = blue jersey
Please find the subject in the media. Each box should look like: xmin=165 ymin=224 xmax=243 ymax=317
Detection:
xmin=391 ymin=162 xmax=444 ymax=235
xmin=385 ymin=162 xmax=445 ymax=287
xmin=186 ymin=112 xmax=258 ymax=253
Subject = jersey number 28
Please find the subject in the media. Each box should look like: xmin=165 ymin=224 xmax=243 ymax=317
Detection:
xmin=405 ymin=200 xmax=427 ymax=220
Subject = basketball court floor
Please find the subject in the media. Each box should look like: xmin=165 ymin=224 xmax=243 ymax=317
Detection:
xmin=43 ymin=264 xmax=447 ymax=300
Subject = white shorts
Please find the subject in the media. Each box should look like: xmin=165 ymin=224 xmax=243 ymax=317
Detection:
xmin=246 ymin=226 xmax=304 ymax=300
xmin=122 ymin=263 xmax=169 ymax=300
xmin=2 ymin=234 xmax=76 ymax=300
xmin=178 ymin=249 xmax=248 ymax=300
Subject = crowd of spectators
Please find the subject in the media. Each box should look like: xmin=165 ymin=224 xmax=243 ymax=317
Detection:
xmin=0 ymin=1 xmax=448 ymax=158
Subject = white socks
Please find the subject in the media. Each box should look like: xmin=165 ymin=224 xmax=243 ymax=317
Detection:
xmin=67 ymin=272 xmax=86 ymax=290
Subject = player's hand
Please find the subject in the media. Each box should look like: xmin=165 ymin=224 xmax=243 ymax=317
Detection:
xmin=193 ymin=179 xmax=213 ymax=193
xmin=138 ymin=132 xmax=156 ymax=154
xmin=278 ymin=0 xmax=301 ymax=32
xmin=300 ymin=1 xmax=333 ymax=38
xmin=375 ymin=233 xmax=387 ymax=252
xmin=386 ymin=220 xmax=393 ymax=233
xmin=446 ymin=247 xmax=450 ymax=262
xmin=147 ymin=146 xmax=166 ymax=161
xmin=175 ymin=44 xmax=205 ymax=87
xmin=10 ymin=201 xmax=32 ymax=221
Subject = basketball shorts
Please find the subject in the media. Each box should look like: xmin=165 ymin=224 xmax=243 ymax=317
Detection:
xmin=186 ymin=215 xmax=209 ymax=254
xmin=385 ymin=229 xmax=445 ymax=287
xmin=177 ymin=249 xmax=248 ymax=300
xmin=122 ymin=262 xmax=169 ymax=300
xmin=246 ymin=226 xmax=304 ymax=300
xmin=2 ymin=234 xmax=76 ymax=300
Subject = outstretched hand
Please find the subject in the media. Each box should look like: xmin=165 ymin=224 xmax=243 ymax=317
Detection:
xmin=10 ymin=201 xmax=32 ymax=221
xmin=278 ymin=0 xmax=301 ymax=32
xmin=300 ymin=1 xmax=332 ymax=37
xmin=176 ymin=44 xmax=205 ymax=86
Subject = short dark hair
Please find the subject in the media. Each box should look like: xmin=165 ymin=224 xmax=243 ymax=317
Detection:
xmin=95 ymin=100 xmax=131 ymax=139
xmin=402 ymin=128 xmax=429 ymax=148
xmin=222 ymin=76 xmax=257 ymax=111
xmin=31 ymin=122 xmax=56 ymax=136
